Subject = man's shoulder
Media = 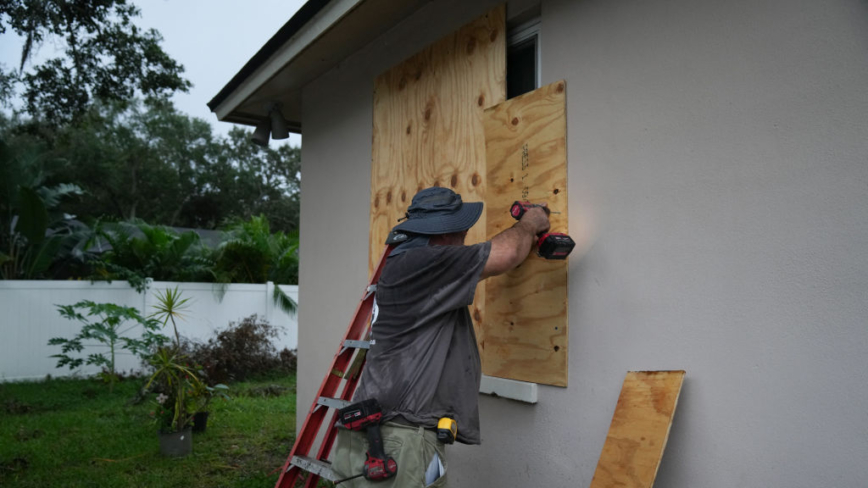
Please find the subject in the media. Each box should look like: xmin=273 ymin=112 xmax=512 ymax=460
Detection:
xmin=395 ymin=242 xmax=488 ymax=263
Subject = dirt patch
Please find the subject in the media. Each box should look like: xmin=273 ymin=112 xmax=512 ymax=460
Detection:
xmin=243 ymin=384 xmax=288 ymax=398
xmin=14 ymin=427 xmax=44 ymax=442
xmin=0 ymin=456 xmax=29 ymax=477
xmin=3 ymin=399 xmax=34 ymax=415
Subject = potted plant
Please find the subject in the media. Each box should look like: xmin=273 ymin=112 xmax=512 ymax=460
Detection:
xmin=146 ymin=347 xmax=202 ymax=457
xmin=145 ymin=286 xmax=202 ymax=457
xmin=189 ymin=383 xmax=230 ymax=433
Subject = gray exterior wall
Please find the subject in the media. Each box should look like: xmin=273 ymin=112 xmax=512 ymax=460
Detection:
xmin=298 ymin=0 xmax=868 ymax=485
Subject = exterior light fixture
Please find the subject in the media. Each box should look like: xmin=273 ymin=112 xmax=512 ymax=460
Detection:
xmin=251 ymin=118 xmax=270 ymax=146
xmin=250 ymin=102 xmax=289 ymax=146
xmin=269 ymin=103 xmax=289 ymax=140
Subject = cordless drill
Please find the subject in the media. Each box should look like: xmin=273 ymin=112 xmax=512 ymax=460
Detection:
xmin=337 ymin=399 xmax=398 ymax=481
xmin=510 ymin=201 xmax=576 ymax=260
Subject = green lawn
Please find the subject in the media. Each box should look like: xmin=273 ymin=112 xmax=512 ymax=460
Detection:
xmin=0 ymin=374 xmax=297 ymax=487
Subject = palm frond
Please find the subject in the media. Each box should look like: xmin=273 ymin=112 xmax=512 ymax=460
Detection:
xmin=272 ymin=284 xmax=297 ymax=315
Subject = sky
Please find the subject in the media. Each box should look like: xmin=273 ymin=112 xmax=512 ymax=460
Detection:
xmin=0 ymin=0 xmax=306 ymax=146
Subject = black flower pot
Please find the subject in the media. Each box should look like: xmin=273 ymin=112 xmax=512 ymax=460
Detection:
xmin=192 ymin=411 xmax=210 ymax=433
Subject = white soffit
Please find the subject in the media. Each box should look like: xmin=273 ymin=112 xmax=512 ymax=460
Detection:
xmin=212 ymin=0 xmax=427 ymax=130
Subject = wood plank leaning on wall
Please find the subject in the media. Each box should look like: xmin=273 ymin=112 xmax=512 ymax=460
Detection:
xmin=483 ymin=80 xmax=570 ymax=387
xmin=590 ymin=371 xmax=686 ymax=488
xmin=370 ymin=5 xmax=507 ymax=353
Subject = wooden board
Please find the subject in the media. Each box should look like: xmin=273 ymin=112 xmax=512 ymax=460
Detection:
xmin=370 ymin=5 xmax=506 ymax=352
xmin=590 ymin=371 xmax=686 ymax=488
xmin=482 ymin=80 xmax=569 ymax=386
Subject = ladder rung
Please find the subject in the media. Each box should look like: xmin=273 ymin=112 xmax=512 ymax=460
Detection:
xmin=343 ymin=339 xmax=372 ymax=349
xmin=317 ymin=396 xmax=351 ymax=410
xmin=290 ymin=456 xmax=338 ymax=482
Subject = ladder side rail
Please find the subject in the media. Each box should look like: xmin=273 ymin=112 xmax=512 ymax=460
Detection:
xmin=275 ymin=244 xmax=392 ymax=488
xmin=302 ymin=325 xmax=373 ymax=487
xmin=304 ymin=349 xmax=370 ymax=487
xmin=281 ymin=305 xmax=371 ymax=464
xmin=276 ymin=302 xmax=374 ymax=487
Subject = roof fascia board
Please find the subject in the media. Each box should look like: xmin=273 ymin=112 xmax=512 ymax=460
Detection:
xmin=213 ymin=0 xmax=365 ymax=120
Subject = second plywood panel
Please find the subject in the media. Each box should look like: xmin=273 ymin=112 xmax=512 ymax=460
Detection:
xmin=483 ymin=80 xmax=569 ymax=387
xmin=590 ymin=371 xmax=686 ymax=488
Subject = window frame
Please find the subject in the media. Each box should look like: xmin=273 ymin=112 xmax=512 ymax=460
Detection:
xmin=507 ymin=17 xmax=541 ymax=97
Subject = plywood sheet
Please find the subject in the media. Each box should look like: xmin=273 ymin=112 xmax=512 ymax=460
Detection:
xmin=482 ymin=80 xmax=569 ymax=386
xmin=370 ymin=5 xmax=506 ymax=351
xmin=590 ymin=371 xmax=686 ymax=488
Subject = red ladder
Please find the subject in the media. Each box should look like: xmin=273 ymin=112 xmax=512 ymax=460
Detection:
xmin=274 ymin=240 xmax=398 ymax=488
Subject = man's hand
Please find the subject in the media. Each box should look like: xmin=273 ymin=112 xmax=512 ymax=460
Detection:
xmin=480 ymin=205 xmax=551 ymax=280
xmin=518 ymin=206 xmax=551 ymax=235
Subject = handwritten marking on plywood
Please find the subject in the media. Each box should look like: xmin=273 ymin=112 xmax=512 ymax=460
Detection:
xmin=482 ymin=80 xmax=568 ymax=387
xmin=590 ymin=371 xmax=686 ymax=488
xmin=370 ymin=5 xmax=506 ymax=351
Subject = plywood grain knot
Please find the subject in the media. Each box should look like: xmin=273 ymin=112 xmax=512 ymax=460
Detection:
xmin=466 ymin=37 xmax=476 ymax=55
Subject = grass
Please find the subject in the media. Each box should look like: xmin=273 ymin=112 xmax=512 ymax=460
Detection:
xmin=0 ymin=373 xmax=297 ymax=487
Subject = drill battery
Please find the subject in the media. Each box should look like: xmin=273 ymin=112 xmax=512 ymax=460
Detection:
xmin=537 ymin=232 xmax=575 ymax=260
xmin=338 ymin=399 xmax=382 ymax=431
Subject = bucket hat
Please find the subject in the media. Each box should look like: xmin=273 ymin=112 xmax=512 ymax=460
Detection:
xmin=392 ymin=187 xmax=483 ymax=235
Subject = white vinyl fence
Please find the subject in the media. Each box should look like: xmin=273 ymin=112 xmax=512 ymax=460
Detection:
xmin=0 ymin=280 xmax=298 ymax=382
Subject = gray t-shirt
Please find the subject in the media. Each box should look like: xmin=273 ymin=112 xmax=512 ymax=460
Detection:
xmin=353 ymin=242 xmax=491 ymax=444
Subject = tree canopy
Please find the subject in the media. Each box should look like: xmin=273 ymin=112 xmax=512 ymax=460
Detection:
xmin=0 ymin=0 xmax=190 ymax=122
xmin=1 ymin=101 xmax=301 ymax=234
xmin=0 ymin=1 xmax=302 ymax=285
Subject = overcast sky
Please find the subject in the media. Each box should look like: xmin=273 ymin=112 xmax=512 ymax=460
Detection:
xmin=0 ymin=0 xmax=306 ymax=146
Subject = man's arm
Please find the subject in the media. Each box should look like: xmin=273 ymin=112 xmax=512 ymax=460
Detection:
xmin=480 ymin=207 xmax=550 ymax=280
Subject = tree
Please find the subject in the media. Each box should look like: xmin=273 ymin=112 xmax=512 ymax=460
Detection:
xmin=208 ymin=127 xmax=301 ymax=233
xmin=87 ymin=219 xmax=214 ymax=291
xmin=213 ymin=215 xmax=299 ymax=311
xmin=0 ymin=129 xmax=87 ymax=279
xmin=0 ymin=0 xmax=189 ymax=122
xmin=50 ymin=100 xmax=301 ymax=233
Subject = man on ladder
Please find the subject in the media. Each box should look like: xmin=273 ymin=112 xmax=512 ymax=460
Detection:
xmin=333 ymin=186 xmax=550 ymax=487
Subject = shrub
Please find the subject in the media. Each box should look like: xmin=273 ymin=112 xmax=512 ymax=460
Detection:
xmin=180 ymin=315 xmax=296 ymax=384
xmin=49 ymin=301 xmax=170 ymax=391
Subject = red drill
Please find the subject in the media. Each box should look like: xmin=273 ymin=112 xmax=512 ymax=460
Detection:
xmin=336 ymin=399 xmax=398 ymax=483
xmin=509 ymin=201 xmax=576 ymax=260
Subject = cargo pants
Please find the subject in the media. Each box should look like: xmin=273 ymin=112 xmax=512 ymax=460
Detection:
xmin=332 ymin=422 xmax=448 ymax=488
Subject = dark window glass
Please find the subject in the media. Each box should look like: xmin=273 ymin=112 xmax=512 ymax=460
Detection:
xmin=507 ymin=36 xmax=537 ymax=99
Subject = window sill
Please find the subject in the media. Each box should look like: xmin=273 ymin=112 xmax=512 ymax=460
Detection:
xmin=479 ymin=375 xmax=538 ymax=404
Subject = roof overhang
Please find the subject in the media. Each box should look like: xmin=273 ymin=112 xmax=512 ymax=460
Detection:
xmin=208 ymin=0 xmax=426 ymax=133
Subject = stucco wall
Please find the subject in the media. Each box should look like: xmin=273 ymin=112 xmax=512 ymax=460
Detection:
xmin=298 ymin=0 xmax=868 ymax=486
